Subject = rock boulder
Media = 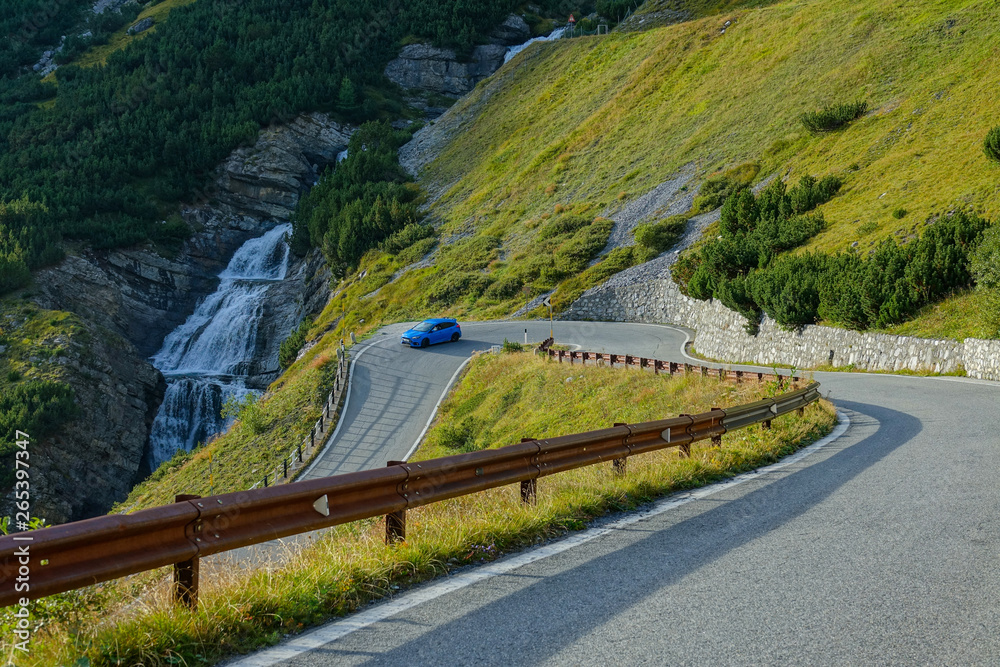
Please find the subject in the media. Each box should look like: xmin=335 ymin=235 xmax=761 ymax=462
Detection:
xmin=489 ymin=14 xmax=531 ymax=45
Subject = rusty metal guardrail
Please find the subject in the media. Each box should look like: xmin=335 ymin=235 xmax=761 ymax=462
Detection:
xmin=0 ymin=354 xmax=819 ymax=610
xmin=545 ymin=347 xmax=800 ymax=387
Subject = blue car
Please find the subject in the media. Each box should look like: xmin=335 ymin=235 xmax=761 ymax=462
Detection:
xmin=401 ymin=318 xmax=462 ymax=348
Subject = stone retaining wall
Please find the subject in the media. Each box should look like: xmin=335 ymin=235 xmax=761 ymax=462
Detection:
xmin=565 ymin=277 xmax=1000 ymax=380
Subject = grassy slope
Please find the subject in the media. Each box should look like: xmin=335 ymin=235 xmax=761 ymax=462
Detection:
xmin=0 ymin=301 xmax=82 ymax=388
xmin=423 ymin=0 xmax=1000 ymax=253
xmin=12 ymin=352 xmax=834 ymax=667
xmin=128 ymin=0 xmax=1000 ymax=507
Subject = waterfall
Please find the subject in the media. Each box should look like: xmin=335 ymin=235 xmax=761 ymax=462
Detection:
xmin=147 ymin=223 xmax=293 ymax=469
xmin=504 ymin=27 xmax=568 ymax=64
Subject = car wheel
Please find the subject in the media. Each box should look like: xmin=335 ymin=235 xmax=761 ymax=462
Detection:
xmin=421 ymin=338 xmax=429 ymax=348
xmin=451 ymin=333 xmax=460 ymax=342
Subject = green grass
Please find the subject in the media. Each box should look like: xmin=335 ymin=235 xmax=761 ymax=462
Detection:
xmin=43 ymin=0 xmax=197 ymax=79
xmin=384 ymin=0 xmax=1000 ymax=337
xmin=5 ymin=351 xmax=835 ymax=666
xmin=878 ymin=288 xmax=993 ymax=340
xmin=0 ymin=300 xmax=84 ymax=391
xmin=422 ymin=0 xmax=1000 ymax=255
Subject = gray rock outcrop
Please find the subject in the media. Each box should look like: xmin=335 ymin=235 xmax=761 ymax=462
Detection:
xmin=92 ymin=0 xmax=134 ymax=14
xmin=0 ymin=315 xmax=164 ymax=524
xmin=127 ymin=17 xmax=154 ymax=35
xmin=384 ymin=14 xmax=530 ymax=100
xmin=489 ymin=14 xmax=531 ymax=44
xmin=215 ymin=112 xmax=353 ymax=220
xmin=385 ymin=43 xmax=510 ymax=98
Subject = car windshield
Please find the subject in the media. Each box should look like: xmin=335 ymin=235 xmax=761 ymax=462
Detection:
xmin=412 ymin=321 xmax=435 ymax=332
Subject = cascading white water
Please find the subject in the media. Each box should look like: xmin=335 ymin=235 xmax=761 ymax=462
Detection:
xmin=504 ymin=27 xmax=567 ymax=64
xmin=147 ymin=223 xmax=292 ymax=469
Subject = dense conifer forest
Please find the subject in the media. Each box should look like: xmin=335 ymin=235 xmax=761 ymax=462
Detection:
xmin=0 ymin=0 xmax=583 ymax=292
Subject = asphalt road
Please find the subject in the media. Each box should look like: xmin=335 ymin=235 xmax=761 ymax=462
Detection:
xmin=301 ymin=321 xmax=686 ymax=479
xmin=229 ymin=320 xmax=1000 ymax=666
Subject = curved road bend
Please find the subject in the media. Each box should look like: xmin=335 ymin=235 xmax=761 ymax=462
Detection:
xmin=226 ymin=321 xmax=1000 ymax=665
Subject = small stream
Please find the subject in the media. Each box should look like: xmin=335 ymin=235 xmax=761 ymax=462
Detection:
xmin=146 ymin=224 xmax=293 ymax=469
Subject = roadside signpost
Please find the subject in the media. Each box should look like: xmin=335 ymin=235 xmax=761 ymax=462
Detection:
xmin=542 ymin=295 xmax=553 ymax=339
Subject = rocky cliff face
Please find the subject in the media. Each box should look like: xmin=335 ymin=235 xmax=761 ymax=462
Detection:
xmin=384 ymin=15 xmax=530 ymax=99
xmin=385 ymin=44 xmax=511 ymax=98
xmin=24 ymin=112 xmax=342 ymax=520
xmin=33 ymin=212 xmax=268 ymax=358
xmin=245 ymin=248 xmax=330 ymax=390
xmin=33 ymin=112 xmax=349 ymax=357
xmin=216 ymin=112 xmax=353 ymax=220
xmin=0 ymin=312 xmax=164 ymax=524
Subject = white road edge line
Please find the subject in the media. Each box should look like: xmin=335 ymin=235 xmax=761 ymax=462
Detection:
xmin=299 ymin=337 xmax=384 ymax=479
xmin=402 ymin=355 xmax=473 ymax=461
xmin=229 ymin=410 xmax=852 ymax=667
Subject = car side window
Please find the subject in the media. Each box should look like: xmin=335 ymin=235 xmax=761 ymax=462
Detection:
xmin=433 ymin=323 xmax=444 ymax=331
xmin=441 ymin=322 xmax=453 ymax=329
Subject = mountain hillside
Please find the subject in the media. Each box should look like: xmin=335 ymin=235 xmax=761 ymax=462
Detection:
xmin=125 ymin=0 xmax=1000 ymax=507
xmin=415 ymin=0 xmax=999 ymax=250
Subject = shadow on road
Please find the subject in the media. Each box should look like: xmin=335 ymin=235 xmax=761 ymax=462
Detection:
xmin=306 ymin=400 xmax=921 ymax=664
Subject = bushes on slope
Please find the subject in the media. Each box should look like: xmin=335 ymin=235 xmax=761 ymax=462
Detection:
xmin=633 ymin=215 xmax=687 ymax=254
xmin=293 ymin=122 xmax=419 ymax=274
xmin=675 ymin=184 xmax=988 ymax=333
xmin=984 ymin=126 xmax=1000 ymax=164
xmin=800 ymin=101 xmax=868 ymax=134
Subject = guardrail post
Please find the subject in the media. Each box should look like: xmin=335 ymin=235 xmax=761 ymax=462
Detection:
xmin=173 ymin=494 xmax=201 ymax=610
xmin=520 ymin=479 xmax=537 ymax=504
xmin=519 ymin=439 xmax=538 ymax=504
xmin=677 ymin=414 xmax=692 ymax=457
xmin=797 ymin=406 xmax=805 ymax=417
xmin=613 ymin=423 xmax=628 ymax=475
xmin=297 ymin=442 xmax=303 ymax=462
xmin=711 ymin=407 xmax=722 ymax=446
xmin=386 ymin=461 xmax=407 ymax=544
xmin=283 ymin=459 xmax=288 ymax=478
xmin=762 ymin=420 xmax=772 ymax=430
